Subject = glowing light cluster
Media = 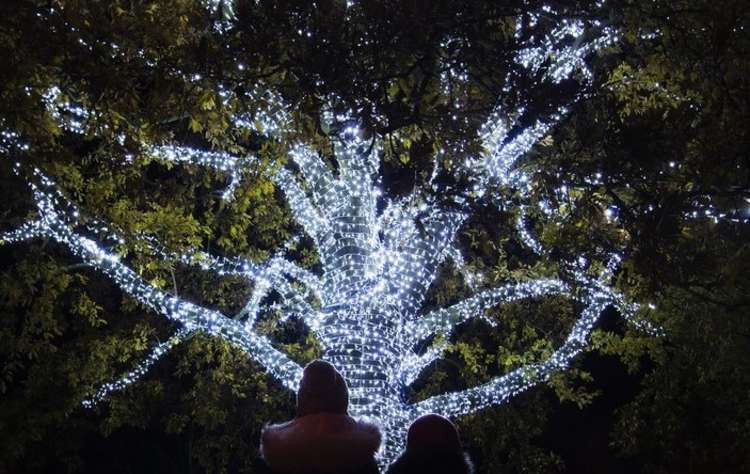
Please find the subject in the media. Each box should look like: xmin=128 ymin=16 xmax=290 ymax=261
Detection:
xmin=42 ymin=86 xmax=91 ymax=135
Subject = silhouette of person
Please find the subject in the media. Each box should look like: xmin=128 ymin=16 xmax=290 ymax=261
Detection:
xmin=261 ymin=360 xmax=382 ymax=474
xmin=386 ymin=414 xmax=473 ymax=474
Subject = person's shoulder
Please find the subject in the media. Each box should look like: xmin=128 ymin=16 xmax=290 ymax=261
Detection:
xmin=260 ymin=414 xmax=382 ymax=474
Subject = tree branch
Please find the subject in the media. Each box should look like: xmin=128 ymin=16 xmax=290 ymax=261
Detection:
xmin=405 ymin=279 xmax=569 ymax=345
xmin=399 ymin=338 xmax=448 ymax=387
xmin=379 ymin=196 xmax=467 ymax=315
xmin=410 ymin=294 xmax=612 ymax=418
xmin=467 ymin=22 xmax=619 ymax=187
xmin=82 ymin=326 xmax=196 ymax=407
xmin=288 ymin=143 xmax=336 ymax=210
xmin=148 ymin=145 xmax=247 ymax=201
xmin=14 ymin=170 xmax=305 ymax=392
xmin=274 ymin=167 xmax=331 ymax=247
xmin=0 ymin=219 xmax=47 ymax=244
xmin=235 ymin=255 xmax=323 ymax=333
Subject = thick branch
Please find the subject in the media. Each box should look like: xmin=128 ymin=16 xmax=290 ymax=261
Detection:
xmin=379 ymin=196 xmax=467 ymax=314
xmin=274 ymin=167 xmax=331 ymax=246
xmin=14 ymin=172 xmax=305 ymax=391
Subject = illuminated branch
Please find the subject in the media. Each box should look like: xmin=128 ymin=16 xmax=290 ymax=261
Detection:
xmin=406 ymin=279 xmax=569 ymax=343
xmin=0 ymin=219 xmax=47 ymax=244
xmin=311 ymin=131 xmax=381 ymax=303
xmin=468 ymin=18 xmax=619 ymax=189
xmin=236 ymin=255 xmax=324 ymax=332
xmin=12 ymin=171 xmax=304 ymax=392
xmin=274 ymin=258 xmax=324 ymax=301
xmin=134 ymin=231 xmax=324 ymax=307
xmin=397 ymin=279 xmax=569 ymax=387
xmin=515 ymin=205 xmax=544 ymax=254
xmin=288 ymin=143 xmax=336 ymax=208
xmin=399 ymin=339 xmax=448 ymax=387
xmin=82 ymin=326 xmax=196 ymax=408
xmin=150 ymin=144 xmax=335 ymax=254
xmin=515 ymin=19 xmax=619 ymax=84
xmin=411 ymin=294 xmax=612 ymax=418
xmin=148 ymin=145 xmax=248 ymax=201
xmin=274 ymin=167 xmax=332 ymax=246
xmin=474 ymin=116 xmax=556 ymax=188
xmin=75 ymin=212 xmax=323 ymax=328
xmin=379 ymin=201 xmax=467 ymax=315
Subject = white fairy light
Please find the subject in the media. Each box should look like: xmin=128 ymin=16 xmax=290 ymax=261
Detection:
xmin=42 ymin=87 xmax=91 ymax=135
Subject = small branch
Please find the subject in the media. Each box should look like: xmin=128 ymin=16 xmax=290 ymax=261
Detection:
xmin=410 ymin=295 xmax=612 ymax=418
xmin=400 ymin=339 xmax=448 ymax=387
xmin=82 ymin=326 xmax=195 ymax=407
xmin=0 ymin=219 xmax=47 ymax=244
xmin=405 ymin=279 xmax=569 ymax=344
xmin=148 ymin=145 xmax=247 ymax=202
xmin=63 ymin=262 xmax=92 ymax=272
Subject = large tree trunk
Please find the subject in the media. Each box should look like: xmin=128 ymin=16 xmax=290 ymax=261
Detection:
xmin=321 ymin=307 xmax=410 ymax=463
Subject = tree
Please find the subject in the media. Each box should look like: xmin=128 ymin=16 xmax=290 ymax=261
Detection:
xmin=0 ymin=0 xmax=747 ymax=472
xmin=0 ymin=0 xmax=647 ymax=463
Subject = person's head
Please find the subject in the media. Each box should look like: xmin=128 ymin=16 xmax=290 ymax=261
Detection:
xmin=296 ymin=359 xmax=349 ymax=417
xmin=387 ymin=414 xmax=474 ymax=474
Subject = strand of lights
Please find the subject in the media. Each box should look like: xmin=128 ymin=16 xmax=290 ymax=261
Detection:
xmin=1 ymin=166 xmax=304 ymax=393
xmin=42 ymin=86 xmax=91 ymax=135
xmin=81 ymin=327 xmax=196 ymax=408
xmin=146 ymin=145 xmax=246 ymax=201
xmin=412 ymin=293 xmax=611 ymax=419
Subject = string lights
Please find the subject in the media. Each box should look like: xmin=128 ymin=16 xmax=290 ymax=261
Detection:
xmin=2 ymin=1 xmax=733 ymax=465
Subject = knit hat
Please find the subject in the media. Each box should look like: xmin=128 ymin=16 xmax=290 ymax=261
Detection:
xmin=406 ymin=414 xmax=462 ymax=452
xmin=296 ymin=360 xmax=349 ymax=416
